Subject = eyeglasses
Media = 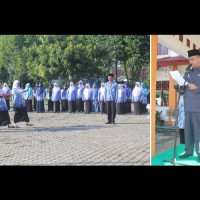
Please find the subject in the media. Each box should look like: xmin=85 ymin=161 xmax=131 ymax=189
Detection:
xmin=189 ymin=56 xmax=200 ymax=61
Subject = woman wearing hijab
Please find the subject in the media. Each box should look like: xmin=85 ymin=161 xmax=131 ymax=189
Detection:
xmin=12 ymin=80 xmax=32 ymax=127
xmin=2 ymin=83 xmax=11 ymax=110
xmin=35 ymin=81 xmax=46 ymax=113
xmin=76 ymin=80 xmax=84 ymax=112
xmin=141 ymin=82 xmax=149 ymax=114
xmin=33 ymin=82 xmax=39 ymax=111
xmin=52 ymin=82 xmax=61 ymax=113
xmin=61 ymin=84 xmax=68 ymax=112
xmin=0 ymin=83 xmax=13 ymax=128
xmin=24 ymin=83 xmax=33 ymax=112
xmin=45 ymin=83 xmax=53 ymax=111
xmin=82 ymin=83 xmax=92 ymax=114
xmin=116 ymin=84 xmax=127 ymax=115
xmin=132 ymin=82 xmax=143 ymax=115
xmin=124 ymin=82 xmax=132 ymax=113
xmin=98 ymin=82 xmax=106 ymax=114
xmin=67 ymin=82 xmax=77 ymax=113
xmin=91 ymin=83 xmax=100 ymax=113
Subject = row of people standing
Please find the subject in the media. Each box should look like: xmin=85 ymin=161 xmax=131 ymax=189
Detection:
xmin=1 ymin=80 xmax=150 ymax=116
xmin=0 ymin=80 xmax=32 ymax=128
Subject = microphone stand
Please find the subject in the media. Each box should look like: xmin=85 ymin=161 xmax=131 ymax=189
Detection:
xmin=163 ymin=68 xmax=191 ymax=166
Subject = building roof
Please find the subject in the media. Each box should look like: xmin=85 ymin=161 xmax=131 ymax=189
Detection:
xmin=112 ymin=68 xmax=125 ymax=78
xmin=157 ymin=55 xmax=189 ymax=67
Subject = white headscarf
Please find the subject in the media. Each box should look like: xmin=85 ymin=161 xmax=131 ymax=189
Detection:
xmin=132 ymin=82 xmax=142 ymax=97
xmin=53 ymin=82 xmax=60 ymax=92
xmin=78 ymin=80 xmax=84 ymax=89
xmin=0 ymin=83 xmax=5 ymax=96
xmin=12 ymin=80 xmax=20 ymax=90
xmin=100 ymin=82 xmax=105 ymax=95
xmin=2 ymin=83 xmax=10 ymax=93
xmin=52 ymin=82 xmax=60 ymax=98
xmin=118 ymin=84 xmax=123 ymax=98
xmin=78 ymin=80 xmax=84 ymax=96
xmin=69 ymin=82 xmax=75 ymax=95
xmin=84 ymin=83 xmax=91 ymax=100
xmin=12 ymin=80 xmax=25 ymax=96
xmin=0 ymin=84 xmax=6 ymax=104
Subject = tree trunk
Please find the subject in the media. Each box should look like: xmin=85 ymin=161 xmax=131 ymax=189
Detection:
xmin=6 ymin=68 xmax=9 ymax=83
xmin=131 ymin=65 xmax=134 ymax=86
xmin=123 ymin=61 xmax=129 ymax=82
xmin=115 ymin=58 xmax=118 ymax=82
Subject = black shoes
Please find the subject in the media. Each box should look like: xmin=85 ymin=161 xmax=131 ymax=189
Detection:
xmin=179 ymin=153 xmax=193 ymax=159
xmin=105 ymin=120 xmax=115 ymax=124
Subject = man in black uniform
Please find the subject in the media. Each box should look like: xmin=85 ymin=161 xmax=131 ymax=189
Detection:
xmin=172 ymin=49 xmax=200 ymax=161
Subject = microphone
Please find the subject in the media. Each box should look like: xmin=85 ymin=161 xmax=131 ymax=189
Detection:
xmin=185 ymin=63 xmax=193 ymax=72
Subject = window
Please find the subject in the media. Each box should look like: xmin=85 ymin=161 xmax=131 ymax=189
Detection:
xmin=157 ymin=44 xmax=168 ymax=55
xmin=156 ymin=81 xmax=169 ymax=106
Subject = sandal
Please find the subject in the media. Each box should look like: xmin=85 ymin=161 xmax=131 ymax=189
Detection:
xmin=7 ymin=125 xmax=15 ymax=128
xmin=26 ymin=123 xmax=33 ymax=126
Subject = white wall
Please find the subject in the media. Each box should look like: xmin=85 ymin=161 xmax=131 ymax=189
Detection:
xmin=156 ymin=67 xmax=170 ymax=81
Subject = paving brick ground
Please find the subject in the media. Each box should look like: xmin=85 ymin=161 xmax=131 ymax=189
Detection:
xmin=0 ymin=106 xmax=150 ymax=166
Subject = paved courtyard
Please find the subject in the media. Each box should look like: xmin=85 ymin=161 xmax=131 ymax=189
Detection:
xmin=0 ymin=106 xmax=150 ymax=166
xmin=155 ymin=127 xmax=180 ymax=155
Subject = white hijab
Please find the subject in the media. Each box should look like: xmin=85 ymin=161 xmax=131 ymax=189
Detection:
xmin=52 ymin=83 xmax=60 ymax=98
xmin=12 ymin=80 xmax=20 ymax=90
xmin=12 ymin=80 xmax=24 ymax=96
xmin=100 ymin=82 xmax=105 ymax=95
xmin=118 ymin=84 xmax=123 ymax=98
xmin=84 ymin=83 xmax=91 ymax=100
xmin=0 ymin=83 xmax=5 ymax=96
xmin=78 ymin=80 xmax=84 ymax=89
xmin=132 ymin=82 xmax=142 ymax=97
xmin=78 ymin=80 xmax=84 ymax=96
xmin=69 ymin=82 xmax=75 ymax=94
xmin=0 ymin=84 xmax=6 ymax=103
xmin=53 ymin=82 xmax=60 ymax=92
xmin=2 ymin=83 xmax=10 ymax=93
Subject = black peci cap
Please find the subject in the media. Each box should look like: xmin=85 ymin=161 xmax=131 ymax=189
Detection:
xmin=108 ymin=73 xmax=114 ymax=77
xmin=187 ymin=49 xmax=200 ymax=57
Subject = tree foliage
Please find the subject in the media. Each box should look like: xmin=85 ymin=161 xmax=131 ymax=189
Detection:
xmin=0 ymin=35 xmax=150 ymax=88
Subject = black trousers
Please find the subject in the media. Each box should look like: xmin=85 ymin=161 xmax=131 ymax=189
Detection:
xmin=99 ymin=101 xmax=106 ymax=114
xmin=33 ymin=97 xmax=36 ymax=110
xmin=117 ymin=103 xmax=125 ymax=115
xmin=25 ymin=100 xmax=33 ymax=112
xmin=76 ymin=99 xmax=84 ymax=112
xmin=36 ymin=101 xmax=45 ymax=113
xmin=68 ymin=101 xmax=76 ymax=113
xmin=0 ymin=110 xmax=11 ymax=126
xmin=179 ymin=129 xmax=185 ymax=144
xmin=124 ymin=101 xmax=131 ymax=113
xmin=53 ymin=101 xmax=60 ymax=112
xmin=107 ymin=101 xmax=116 ymax=122
xmin=6 ymin=99 xmax=10 ymax=110
xmin=61 ymin=100 xmax=68 ymax=112
xmin=48 ymin=100 xmax=53 ymax=111
xmin=134 ymin=102 xmax=142 ymax=115
xmin=85 ymin=100 xmax=91 ymax=114
xmin=14 ymin=107 xmax=29 ymax=123
xmin=141 ymin=103 xmax=147 ymax=114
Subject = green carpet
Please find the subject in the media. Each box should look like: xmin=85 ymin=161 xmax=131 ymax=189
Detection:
xmin=151 ymin=144 xmax=200 ymax=166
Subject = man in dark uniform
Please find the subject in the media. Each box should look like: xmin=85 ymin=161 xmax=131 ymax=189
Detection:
xmin=172 ymin=49 xmax=200 ymax=161
xmin=104 ymin=73 xmax=118 ymax=124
